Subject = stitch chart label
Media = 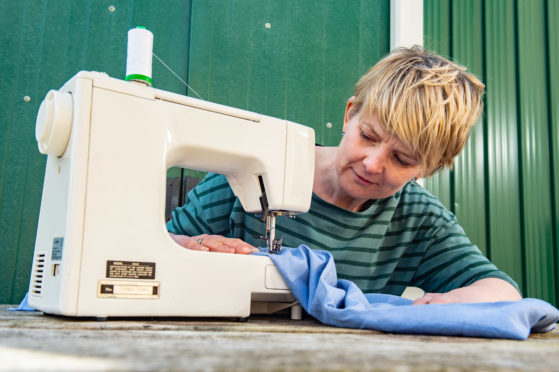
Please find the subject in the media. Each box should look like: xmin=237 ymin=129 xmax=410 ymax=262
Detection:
xmin=106 ymin=260 xmax=156 ymax=280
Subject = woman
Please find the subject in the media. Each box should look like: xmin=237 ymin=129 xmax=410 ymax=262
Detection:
xmin=167 ymin=46 xmax=521 ymax=305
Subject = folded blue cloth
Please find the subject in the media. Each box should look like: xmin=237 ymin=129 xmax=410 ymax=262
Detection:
xmin=265 ymin=245 xmax=559 ymax=340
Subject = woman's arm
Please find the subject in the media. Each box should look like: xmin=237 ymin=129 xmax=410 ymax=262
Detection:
xmin=167 ymin=174 xmax=258 ymax=254
xmin=413 ymin=277 xmax=522 ymax=305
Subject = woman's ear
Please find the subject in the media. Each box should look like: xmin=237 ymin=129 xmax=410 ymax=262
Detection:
xmin=343 ymin=98 xmax=356 ymax=131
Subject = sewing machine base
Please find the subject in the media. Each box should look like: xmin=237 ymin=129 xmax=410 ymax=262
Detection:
xmin=40 ymin=301 xmax=303 ymax=322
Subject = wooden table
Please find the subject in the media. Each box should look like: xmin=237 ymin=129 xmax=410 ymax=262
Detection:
xmin=1 ymin=305 xmax=558 ymax=371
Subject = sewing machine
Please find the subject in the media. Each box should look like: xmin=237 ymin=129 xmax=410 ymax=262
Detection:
xmin=28 ymin=71 xmax=315 ymax=318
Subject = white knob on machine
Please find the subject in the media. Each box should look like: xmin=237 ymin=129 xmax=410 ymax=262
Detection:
xmin=35 ymin=90 xmax=74 ymax=156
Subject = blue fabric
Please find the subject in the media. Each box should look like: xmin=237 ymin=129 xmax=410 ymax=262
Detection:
xmin=263 ymin=245 xmax=559 ymax=340
xmin=9 ymin=292 xmax=36 ymax=311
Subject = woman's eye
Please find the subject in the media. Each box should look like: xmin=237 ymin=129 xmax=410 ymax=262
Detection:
xmin=394 ymin=154 xmax=413 ymax=167
xmin=360 ymin=130 xmax=375 ymax=142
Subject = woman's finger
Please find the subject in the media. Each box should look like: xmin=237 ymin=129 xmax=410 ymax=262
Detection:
xmin=170 ymin=233 xmax=258 ymax=254
xmin=221 ymin=238 xmax=260 ymax=254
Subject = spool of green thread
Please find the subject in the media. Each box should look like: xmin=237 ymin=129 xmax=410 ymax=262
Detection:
xmin=125 ymin=26 xmax=153 ymax=86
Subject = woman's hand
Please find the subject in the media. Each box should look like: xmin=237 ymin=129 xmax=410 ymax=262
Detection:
xmin=169 ymin=232 xmax=260 ymax=254
xmin=413 ymin=278 xmax=522 ymax=305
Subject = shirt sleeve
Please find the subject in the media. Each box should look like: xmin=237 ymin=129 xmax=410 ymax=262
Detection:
xmin=166 ymin=173 xmax=237 ymax=237
xmin=411 ymin=218 xmax=520 ymax=294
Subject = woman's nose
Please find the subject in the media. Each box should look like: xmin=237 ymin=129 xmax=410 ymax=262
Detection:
xmin=363 ymin=147 xmax=388 ymax=174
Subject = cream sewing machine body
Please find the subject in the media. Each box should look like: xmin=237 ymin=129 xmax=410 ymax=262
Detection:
xmin=28 ymin=71 xmax=315 ymax=318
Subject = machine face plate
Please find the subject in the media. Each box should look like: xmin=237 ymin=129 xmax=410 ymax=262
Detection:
xmin=98 ymin=280 xmax=160 ymax=299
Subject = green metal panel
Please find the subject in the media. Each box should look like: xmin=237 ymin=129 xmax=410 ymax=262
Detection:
xmin=484 ymin=0 xmax=523 ymax=288
xmin=423 ymin=0 xmax=451 ymax=57
xmin=425 ymin=0 xmax=558 ymax=305
xmin=451 ymin=0 xmax=487 ymax=254
xmin=0 ymin=0 xmax=192 ymax=304
xmin=187 ymin=0 xmax=390 ymax=146
xmin=0 ymin=0 xmax=41 ymax=306
xmin=549 ymin=0 xmax=559 ymax=304
xmin=517 ymin=0 xmax=555 ymax=303
xmin=423 ymin=0 xmax=452 ymax=211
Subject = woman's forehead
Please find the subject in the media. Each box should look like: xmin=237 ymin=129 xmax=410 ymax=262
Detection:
xmin=358 ymin=113 xmax=393 ymax=139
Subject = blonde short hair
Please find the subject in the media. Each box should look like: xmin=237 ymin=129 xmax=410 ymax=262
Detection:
xmin=349 ymin=46 xmax=485 ymax=177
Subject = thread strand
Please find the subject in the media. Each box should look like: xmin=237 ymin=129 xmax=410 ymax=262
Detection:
xmin=152 ymin=52 xmax=203 ymax=100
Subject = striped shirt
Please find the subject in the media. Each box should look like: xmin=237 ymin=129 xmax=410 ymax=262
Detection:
xmin=167 ymin=173 xmax=518 ymax=295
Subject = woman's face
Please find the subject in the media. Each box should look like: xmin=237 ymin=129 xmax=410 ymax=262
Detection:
xmin=335 ymin=103 xmax=424 ymax=204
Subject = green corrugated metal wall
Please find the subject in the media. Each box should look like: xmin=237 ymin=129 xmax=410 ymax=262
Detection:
xmin=0 ymin=0 xmax=389 ymax=304
xmin=2 ymin=0 xmax=557 ymax=307
xmin=424 ymin=0 xmax=558 ymax=305
xmin=186 ymin=1 xmax=389 ymax=145
xmin=0 ymin=0 xmax=192 ymax=304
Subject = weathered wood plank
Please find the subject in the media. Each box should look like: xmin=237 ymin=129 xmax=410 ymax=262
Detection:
xmin=1 ymin=305 xmax=557 ymax=372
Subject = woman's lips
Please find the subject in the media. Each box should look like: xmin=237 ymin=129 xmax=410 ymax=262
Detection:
xmin=352 ymin=168 xmax=376 ymax=185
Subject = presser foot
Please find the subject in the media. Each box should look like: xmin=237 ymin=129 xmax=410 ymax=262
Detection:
xmin=269 ymin=238 xmax=282 ymax=254
xmin=252 ymin=235 xmax=283 ymax=254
